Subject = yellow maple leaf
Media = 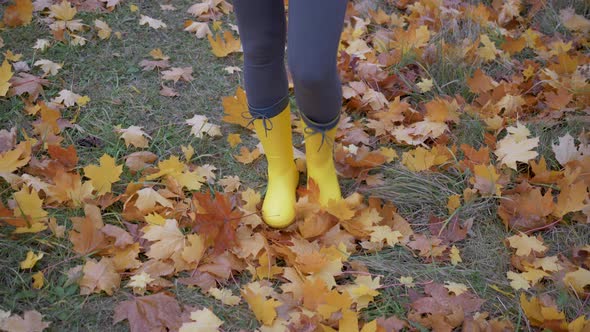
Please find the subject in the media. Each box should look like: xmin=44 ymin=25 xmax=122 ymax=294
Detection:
xmin=325 ymin=198 xmax=355 ymax=221
xmin=0 ymin=140 xmax=31 ymax=173
xmin=2 ymin=0 xmax=33 ymax=27
xmin=470 ymin=164 xmax=502 ymax=196
xmin=506 ymin=232 xmax=547 ymax=256
xmin=20 ymin=251 xmax=44 ymax=269
xmin=444 ymin=281 xmax=468 ymax=295
xmin=234 ymin=146 xmax=261 ymax=164
xmin=563 ymin=267 xmax=590 ymax=296
xmin=416 ymin=78 xmax=433 ymax=92
xmin=450 ymin=245 xmax=462 ymax=265
xmin=495 ymin=122 xmax=539 ymax=170
xmin=145 ymin=155 xmax=184 ymax=180
xmin=32 ymin=271 xmax=44 ymax=289
xmin=207 ymin=30 xmax=241 ymax=57
xmin=144 ymin=212 xmax=166 ymax=225
xmin=181 ymin=145 xmax=194 ymax=161
xmin=227 ymin=133 xmax=241 ymax=148
xmin=126 ymin=272 xmax=154 ymax=291
xmin=0 ymin=60 xmax=13 ymax=96
xmin=339 ymin=309 xmax=359 ymax=332
xmin=179 ymin=308 xmax=223 ymax=332
xmin=344 ymin=275 xmax=381 ymax=310
xmin=115 ymin=125 xmax=150 ymax=148
xmin=401 ymin=146 xmax=435 ymax=171
xmin=242 ymin=286 xmax=281 ymax=326
xmin=13 ymin=185 xmax=48 ymax=226
xmin=83 ymin=154 xmax=123 ymax=195
xmin=476 ymin=34 xmax=499 ymax=62
xmin=50 ymin=0 xmax=77 ymax=21
xmin=221 ymin=87 xmax=251 ymax=128
xmin=208 ymin=287 xmax=241 ymax=306
xmin=553 ymin=181 xmax=588 ymax=218
xmin=134 ymin=188 xmax=173 ymax=212
xmin=507 ymin=271 xmax=530 ymax=290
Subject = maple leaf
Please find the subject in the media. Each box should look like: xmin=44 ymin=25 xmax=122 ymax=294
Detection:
xmin=344 ymin=275 xmax=381 ymax=309
xmin=552 ymin=133 xmax=589 ymax=166
xmin=115 ymin=125 xmax=151 ymax=148
xmin=139 ymin=15 xmax=167 ymax=29
xmin=134 ymin=187 xmax=173 ymax=212
xmin=553 ymin=180 xmax=588 ymax=218
xmin=12 ymin=185 xmax=48 ymax=229
xmin=34 ymin=59 xmax=63 ymax=76
xmin=0 ymin=310 xmax=50 ymax=332
xmin=467 ymin=68 xmax=498 ymax=94
xmin=227 ymin=133 xmax=241 ymax=148
xmin=506 ymin=232 xmax=547 ymax=256
xmin=494 ymin=122 xmax=539 ymax=170
xmin=0 ymin=60 xmax=14 ymax=96
xmin=20 ymin=250 xmax=44 ymax=269
xmin=162 ymin=67 xmax=194 ymax=83
xmin=126 ymin=272 xmax=154 ymax=294
xmin=79 ymin=257 xmax=120 ymax=295
xmin=519 ymin=294 xmax=568 ymax=329
xmin=219 ymin=175 xmax=241 ymax=192
xmin=69 ymin=204 xmax=107 ymax=255
xmin=559 ymin=7 xmax=590 ymax=33
xmin=242 ymin=285 xmax=281 ymax=326
xmin=208 ymin=287 xmax=241 ymax=305
xmin=8 ymin=72 xmax=49 ymax=100
xmin=83 ymin=154 xmax=123 ymax=195
xmin=50 ymin=0 xmax=76 ymax=21
xmin=94 ymin=19 xmax=112 ymax=39
xmin=563 ymin=267 xmax=590 ymax=296
xmin=185 ymin=114 xmax=222 ymax=138
xmin=139 ymin=59 xmax=170 ymax=71
xmin=207 ymin=30 xmax=241 ymax=57
xmin=507 ymin=271 xmax=530 ymax=290
xmin=47 ymin=169 xmax=94 ymax=207
xmin=2 ymin=0 xmax=34 ymax=27
xmin=142 ymin=219 xmax=184 ymax=260
xmin=476 ymin=34 xmax=500 ymax=61
xmin=184 ymin=20 xmax=212 ymax=38
xmin=101 ymin=224 xmax=134 ymax=248
xmin=113 ymin=293 xmax=183 ymax=332
xmin=0 ymin=140 xmax=31 ymax=173
xmin=498 ymin=186 xmax=555 ymax=231
xmin=191 ymin=192 xmax=242 ymax=254
xmin=179 ymin=308 xmax=223 ymax=332
xmin=48 ymin=144 xmax=78 ymax=170
xmin=234 ymin=146 xmax=261 ymax=164
xmin=221 ymin=86 xmax=251 ymax=128
xmin=51 ymin=89 xmax=88 ymax=107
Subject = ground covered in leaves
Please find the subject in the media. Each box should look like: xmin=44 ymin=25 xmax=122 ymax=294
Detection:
xmin=1 ymin=0 xmax=589 ymax=331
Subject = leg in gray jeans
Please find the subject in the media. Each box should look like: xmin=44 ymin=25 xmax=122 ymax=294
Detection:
xmin=232 ymin=0 xmax=347 ymax=130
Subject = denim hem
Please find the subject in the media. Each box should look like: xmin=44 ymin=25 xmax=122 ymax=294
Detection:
xmin=298 ymin=109 xmax=340 ymax=132
xmin=247 ymin=94 xmax=290 ymax=119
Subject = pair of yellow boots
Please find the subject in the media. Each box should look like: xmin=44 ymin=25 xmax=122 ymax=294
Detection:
xmin=253 ymin=103 xmax=340 ymax=228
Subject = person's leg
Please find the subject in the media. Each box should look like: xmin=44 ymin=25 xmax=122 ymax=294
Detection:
xmin=233 ymin=0 xmax=298 ymax=228
xmin=287 ymin=0 xmax=348 ymax=206
xmin=233 ymin=0 xmax=289 ymax=118
xmin=287 ymin=0 xmax=347 ymax=127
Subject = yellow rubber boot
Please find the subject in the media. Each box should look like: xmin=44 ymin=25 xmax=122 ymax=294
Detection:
xmin=252 ymin=104 xmax=299 ymax=228
xmin=301 ymin=120 xmax=342 ymax=206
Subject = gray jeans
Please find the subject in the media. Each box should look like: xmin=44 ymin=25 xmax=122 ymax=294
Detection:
xmin=233 ymin=0 xmax=348 ymax=130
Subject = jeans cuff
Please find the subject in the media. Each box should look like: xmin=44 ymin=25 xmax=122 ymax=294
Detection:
xmin=247 ymin=94 xmax=290 ymax=119
xmin=298 ymin=109 xmax=340 ymax=132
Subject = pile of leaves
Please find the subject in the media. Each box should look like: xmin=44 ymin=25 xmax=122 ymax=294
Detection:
xmin=1 ymin=0 xmax=589 ymax=331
